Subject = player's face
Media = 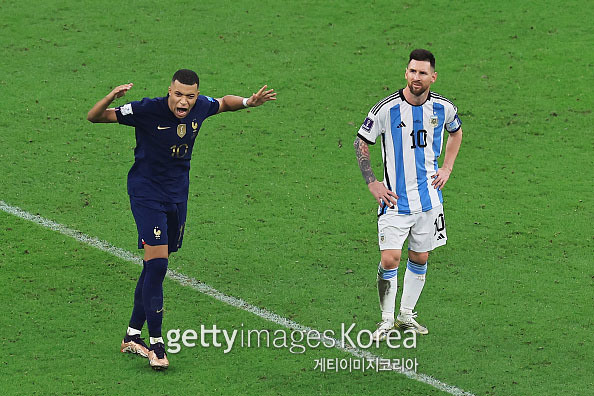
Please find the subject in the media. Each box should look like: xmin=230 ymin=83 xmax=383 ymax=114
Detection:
xmin=168 ymin=80 xmax=199 ymax=118
xmin=405 ymin=60 xmax=436 ymax=96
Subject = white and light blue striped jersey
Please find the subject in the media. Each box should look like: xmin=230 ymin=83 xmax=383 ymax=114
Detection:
xmin=357 ymin=89 xmax=461 ymax=215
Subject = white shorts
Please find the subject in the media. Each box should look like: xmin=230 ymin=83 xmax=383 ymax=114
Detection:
xmin=378 ymin=205 xmax=447 ymax=252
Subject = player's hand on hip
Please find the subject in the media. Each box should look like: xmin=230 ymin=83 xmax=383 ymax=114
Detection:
xmin=431 ymin=167 xmax=451 ymax=190
xmin=246 ymin=85 xmax=277 ymax=107
xmin=368 ymin=180 xmax=398 ymax=208
xmin=110 ymin=83 xmax=134 ymax=100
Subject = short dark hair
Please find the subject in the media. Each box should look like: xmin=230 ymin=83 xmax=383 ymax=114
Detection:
xmin=172 ymin=69 xmax=199 ymax=87
xmin=409 ymin=49 xmax=435 ymax=69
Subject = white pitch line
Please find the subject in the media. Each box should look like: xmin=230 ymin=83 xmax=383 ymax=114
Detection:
xmin=1 ymin=200 xmax=474 ymax=396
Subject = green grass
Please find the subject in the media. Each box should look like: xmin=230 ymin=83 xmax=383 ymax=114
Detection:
xmin=1 ymin=0 xmax=593 ymax=395
xmin=1 ymin=211 xmax=452 ymax=396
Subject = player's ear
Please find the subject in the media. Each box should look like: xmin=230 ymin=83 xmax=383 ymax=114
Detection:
xmin=431 ymin=72 xmax=437 ymax=83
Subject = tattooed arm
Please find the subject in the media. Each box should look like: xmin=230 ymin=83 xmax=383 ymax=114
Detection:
xmin=354 ymin=136 xmax=398 ymax=207
xmin=354 ymin=136 xmax=376 ymax=184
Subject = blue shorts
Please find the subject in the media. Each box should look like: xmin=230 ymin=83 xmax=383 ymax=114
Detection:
xmin=129 ymin=197 xmax=187 ymax=253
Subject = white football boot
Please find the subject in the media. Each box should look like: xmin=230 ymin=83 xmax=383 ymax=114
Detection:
xmin=371 ymin=319 xmax=395 ymax=342
xmin=395 ymin=311 xmax=428 ymax=335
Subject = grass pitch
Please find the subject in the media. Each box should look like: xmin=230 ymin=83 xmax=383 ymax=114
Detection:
xmin=1 ymin=0 xmax=593 ymax=395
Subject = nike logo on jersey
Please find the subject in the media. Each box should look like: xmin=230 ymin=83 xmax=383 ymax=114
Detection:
xmin=157 ymin=126 xmax=171 ymax=130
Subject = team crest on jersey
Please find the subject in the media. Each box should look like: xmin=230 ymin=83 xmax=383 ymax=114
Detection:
xmin=177 ymin=124 xmax=186 ymax=138
xmin=361 ymin=117 xmax=374 ymax=132
xmin=191 ymin=120 xmax=198 ymax=139
xmin=430 ymin=116 xmax=439 ymax=127
xmin=153 ymin=227 xmax=162 ymax=240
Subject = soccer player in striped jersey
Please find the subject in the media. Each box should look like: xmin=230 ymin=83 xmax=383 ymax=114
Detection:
xmin=87 ymin=69 xmax=276 ymax=369
xmin=354 ymin=49 xmax=463 ymax=340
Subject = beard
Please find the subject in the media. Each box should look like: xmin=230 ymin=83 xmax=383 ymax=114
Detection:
xmin=408 ymin=82 xmax=428 ymax=96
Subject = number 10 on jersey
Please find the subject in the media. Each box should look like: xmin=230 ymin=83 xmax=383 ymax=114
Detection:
xmin=410 ymin=129 xmax=428 ymax=149
xmin=169 ymin=144 xmax=189 ymax=158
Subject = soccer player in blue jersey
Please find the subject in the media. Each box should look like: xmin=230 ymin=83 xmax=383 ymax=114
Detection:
xmin=87 ymin=69 xmax=276 ymax=369
xmin=353 ymin=49 xmax=463 ymax=340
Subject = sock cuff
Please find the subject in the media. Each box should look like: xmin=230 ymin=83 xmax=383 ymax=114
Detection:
xmin=146 ymin=257 xmax=168 ymax=265
xmin=406 ymin=259 xmax=427 ymax=275
xmin=145 ymin=257 xmax=168 ymax=274
xmin=127 ymin=326 xmax=142 ymax=336
xmin=378 ymin=262 xmax=398 ymax=280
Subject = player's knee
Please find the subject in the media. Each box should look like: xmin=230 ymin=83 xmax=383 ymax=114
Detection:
xmin=380 ymin=251 xmax=401 ymax=270
xmin=408 ymin=251 xmax=429 ymax=265
xmin=146 ymin=257 xmax=168 ymax=280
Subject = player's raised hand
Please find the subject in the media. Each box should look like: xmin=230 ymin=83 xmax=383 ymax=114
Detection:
xmin=368 ymin=180 xmax=398 ymax=208
xmin=110 ymin=83 xmax=134 ymax=100
xmin=246 ymin=85 xmax=276 ymax=107
xmin=88 ymin=83 xmax=134 ymax=123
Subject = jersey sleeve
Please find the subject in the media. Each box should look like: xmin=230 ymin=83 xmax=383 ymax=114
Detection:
xmin=356 ymin=111 xmax=381 ymax=145
xmin=115 ymin=97 xmax=153 ymax=127
xmin=444 ymin=103 xmax=462 ymax=133
xmin=200 ymin=95 xmax=220 ymax=118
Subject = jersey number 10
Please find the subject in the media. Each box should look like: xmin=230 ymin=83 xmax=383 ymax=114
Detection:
xmin=410 ymin=129 xmax=428 ymax=149
xmin=170 ymin=144 xmax=189 ymax=158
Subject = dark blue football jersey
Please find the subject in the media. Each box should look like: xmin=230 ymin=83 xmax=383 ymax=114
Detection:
xmin=115 ymin=95 xmax=219 ymax=202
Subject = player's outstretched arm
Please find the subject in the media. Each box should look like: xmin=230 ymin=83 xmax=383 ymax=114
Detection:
xmin=431 ymin=128 xmax=463 ymax=190
xmin=354 ymin=136 xmax=398 ymax=208
xmin=87 ymin=83 xmax=133 ymax=123
xmin=216 ymin=85 xmax=276 ymax=114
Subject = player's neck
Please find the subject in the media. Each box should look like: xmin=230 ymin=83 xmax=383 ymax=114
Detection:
xmin=402 ymin=86 xmax=429 ymax=106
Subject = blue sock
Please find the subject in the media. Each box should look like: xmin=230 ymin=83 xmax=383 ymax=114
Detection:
xmin=142 ymin=258 xmax=168 ymax=338
xmin=128 ymin=260 xmax=147 ymax=331
xmin=406 ymin=259 xmax=427 ymax=275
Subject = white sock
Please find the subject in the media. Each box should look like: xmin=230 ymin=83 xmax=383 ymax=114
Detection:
xmin=127 ymin=327 xmax=141 ymax=336
xmin=377 ymin=262 xmax=398 ymax=322
xmin=150 ymin=336 xmax=164 ymax=345
xmin=400 ymin=259 xmax=427 ymax=313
